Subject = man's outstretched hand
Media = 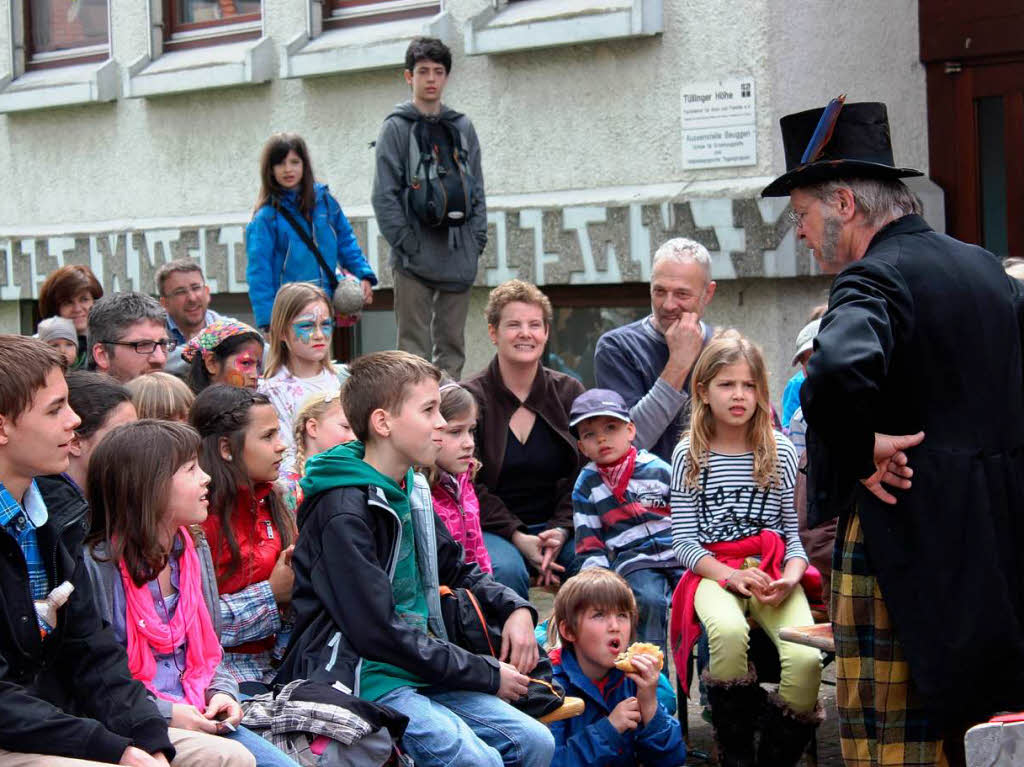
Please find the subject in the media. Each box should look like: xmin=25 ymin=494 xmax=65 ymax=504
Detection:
xmin=861 ymin=431 xmax=924 ymax=504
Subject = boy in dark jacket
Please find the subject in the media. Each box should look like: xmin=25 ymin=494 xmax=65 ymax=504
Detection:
xmin=371 ymin=38 xmax=487 ymax=380
xmin=275 ymin=350 xmax=553 ymax=767
xmin=0 ymin=335 xmax=175 ymax=766
xmin=549 ymin=568 xmax=686 ymax=767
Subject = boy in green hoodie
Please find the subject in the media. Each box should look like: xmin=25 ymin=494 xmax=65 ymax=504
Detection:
xmin=276 ymin=350 xmax=554 ymax=767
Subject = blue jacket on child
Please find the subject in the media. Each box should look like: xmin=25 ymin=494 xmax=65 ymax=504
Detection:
xmin=549 ymin=645 xmax=686 ymax=767
xmin=245 ymin=183 xmax=378 ymax=327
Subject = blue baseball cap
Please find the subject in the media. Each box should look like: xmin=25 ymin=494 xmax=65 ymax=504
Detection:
xmin=569 ymin=389 xmax=631 ymax=436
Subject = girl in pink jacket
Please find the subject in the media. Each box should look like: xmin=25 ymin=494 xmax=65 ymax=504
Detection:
xmin=429 ymin=383 xmax=493 ymax=573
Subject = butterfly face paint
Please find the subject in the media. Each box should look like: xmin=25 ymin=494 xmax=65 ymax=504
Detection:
xmin=218 ymin=341 xmax=264 ymax=389
xmin=287 ymin=300 xmax=333 ymax=369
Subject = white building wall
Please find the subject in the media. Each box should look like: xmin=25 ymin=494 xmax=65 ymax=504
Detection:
xmin=0 ymin=0 xmax=935 ymax=397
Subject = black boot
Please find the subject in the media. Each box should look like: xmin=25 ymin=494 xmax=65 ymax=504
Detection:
xmin=756 ymin=692 xmax=824 ymax=767
xmin=704 ymin=668 xmax=764 ymax=767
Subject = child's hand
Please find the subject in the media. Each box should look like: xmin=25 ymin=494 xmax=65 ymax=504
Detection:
xmin=170 ymin=703 xmax=219 ymax=734
xmin=625 ymin=653 xmax=660 ymax=725
xmin=723 ymin=568 xmax=771 ymax=598
xmin=269 ymin=545 xmax=295 ymax=605
xmin=757 ymin=575 xmax=798 ymax=607
xmin=204 ymin=692 xmax=243 ymax=729
xmin=497 ymin=661 xmax=530 ymax=703
xmin=500 ymin=607 xmax=539 ymax=674
xmin=608 ymin=697 xmax=642 ymax=733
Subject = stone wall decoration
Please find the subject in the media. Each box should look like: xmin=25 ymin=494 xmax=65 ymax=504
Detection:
xmin=0 ymin=197 xmax=813 ymax=299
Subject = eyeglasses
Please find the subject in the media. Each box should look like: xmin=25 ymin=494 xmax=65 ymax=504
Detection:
xmin=165 ymin=283 xmax=206 ymax=299
xmin=103 ymin=339 xmax=177 ymax=355
xmin=786 ymin=209 xmax=809 ymax=228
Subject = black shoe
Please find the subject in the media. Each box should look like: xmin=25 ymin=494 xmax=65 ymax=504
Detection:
xmin=756 ymin=692 xmax=824 ymax=767
xmin=704 ymin=668 xmax=765 ymax=767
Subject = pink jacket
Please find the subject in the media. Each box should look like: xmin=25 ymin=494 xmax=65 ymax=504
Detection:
xmin=431 ymin=470 xmax=493 ymax=573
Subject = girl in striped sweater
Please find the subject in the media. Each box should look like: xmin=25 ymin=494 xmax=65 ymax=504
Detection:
xmin=669 ymin=329 xmax=821 ymax=767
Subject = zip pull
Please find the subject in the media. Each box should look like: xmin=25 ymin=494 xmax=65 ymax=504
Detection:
xmin=263 ymin=520 xmax=275 ymax=540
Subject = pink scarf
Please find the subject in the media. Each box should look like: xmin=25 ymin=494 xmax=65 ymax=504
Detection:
xmin=120 ymin=528 xmax=223 ymax=709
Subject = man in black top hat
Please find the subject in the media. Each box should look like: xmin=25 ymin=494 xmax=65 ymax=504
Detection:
xmin=763 ymin=98 xmax=1024 ymax=766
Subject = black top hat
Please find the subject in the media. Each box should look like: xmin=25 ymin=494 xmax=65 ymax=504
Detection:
xmin=761 ymin=99 xmax=923 ymax=197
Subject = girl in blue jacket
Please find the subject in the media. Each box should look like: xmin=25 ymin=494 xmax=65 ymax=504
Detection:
xmin=246 ymin=133 xmax=377 ymax=329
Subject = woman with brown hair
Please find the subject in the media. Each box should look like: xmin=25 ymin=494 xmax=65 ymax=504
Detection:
xmin=462 ymin=279 xmax=586 ymax=599
xmin=244 ymin=132 xmax=377 ymax=331
xmin=38 ymin=264 xmax=103 ymax=368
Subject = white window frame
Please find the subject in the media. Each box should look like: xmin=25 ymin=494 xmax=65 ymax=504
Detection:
xmin=280 ymin=0 xmax=450 ymax=79
xmin=0 ymin=0 xmax=116 ymax=114
xmin=122 ymin=0 xmax=273 ymax=98
xmin=464 ymin=0 xmax=662 ymax=56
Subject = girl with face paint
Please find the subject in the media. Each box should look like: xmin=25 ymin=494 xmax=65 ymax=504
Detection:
xmin=182 ymin=319 xmax=266 ymax=394
xmin=259 ymin=283 xmax=345 ymax=480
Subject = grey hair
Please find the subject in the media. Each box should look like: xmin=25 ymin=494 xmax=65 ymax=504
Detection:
xmin=154 ymin=258 xmax=204 ymax=296
xmin=87 ymin=292 xmax=167 ymax=365
xmin=807 ymin=178 xmax=921 ymax=227
xmin=651 ymin=238 xmax=712 ymax=283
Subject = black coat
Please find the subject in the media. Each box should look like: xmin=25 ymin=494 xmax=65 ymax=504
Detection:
xmin=276 ymin=480 xmax=535 ymax=695
xmin=802 ymin=214 xmax=1024 ymax=725
xmin=0 ymin=485 xmax=173 ymax=761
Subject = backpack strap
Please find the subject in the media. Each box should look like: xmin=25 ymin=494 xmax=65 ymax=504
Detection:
xmin=273 ymin=197 xmax=339 ymax=293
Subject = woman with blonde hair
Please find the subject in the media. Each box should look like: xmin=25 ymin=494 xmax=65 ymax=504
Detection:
xmin=668 ymin=329 xmax=821 ymax=766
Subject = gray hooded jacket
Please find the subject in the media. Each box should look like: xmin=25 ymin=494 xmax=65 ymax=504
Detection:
xmin=371 ymin=101 xmax=487 ymax=292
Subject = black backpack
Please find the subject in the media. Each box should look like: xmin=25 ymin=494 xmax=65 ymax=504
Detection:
xmin=397 ymin=114 xmax=476 ymax=229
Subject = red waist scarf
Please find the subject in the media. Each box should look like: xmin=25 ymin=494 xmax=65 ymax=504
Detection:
xmin=669 ymin=530 xmax=821 ymax=695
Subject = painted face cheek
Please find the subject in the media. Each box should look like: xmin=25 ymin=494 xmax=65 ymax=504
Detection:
xmin=292 ymin=322 xmax=315 ymax=345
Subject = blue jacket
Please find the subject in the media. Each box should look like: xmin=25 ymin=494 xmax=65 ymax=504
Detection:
xmin=245 ymin=183 xmax=377 ymax=327
xmin=549 ymin=646 xmax=686 ymax=767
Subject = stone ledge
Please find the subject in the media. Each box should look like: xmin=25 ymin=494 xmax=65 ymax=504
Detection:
xmin=0 ymin=59 xmax=117 ymax=114
xmin=281 ymin=12 xmax=451 ymax=78
xmin=123 ymin=37 xmax=274 ymax=99
xmin=464 ymin=0 xmax=662 ymax=56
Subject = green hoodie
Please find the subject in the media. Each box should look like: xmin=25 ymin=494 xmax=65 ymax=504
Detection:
xmin=301 ymin=441 xmax=430 ymax=701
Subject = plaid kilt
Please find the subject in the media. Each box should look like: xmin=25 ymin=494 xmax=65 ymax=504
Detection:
xmin=832 ymin=511 xmax=948 ymax=767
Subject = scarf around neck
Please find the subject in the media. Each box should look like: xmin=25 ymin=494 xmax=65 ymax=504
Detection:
xmin=596 ymin=446 xmax=638 ymax=502
xmin=120 ymin=527 xmax=222 ymax=709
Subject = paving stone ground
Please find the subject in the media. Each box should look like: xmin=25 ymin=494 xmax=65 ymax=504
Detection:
xmin=529 ymin=587 xmax=845 ymax=766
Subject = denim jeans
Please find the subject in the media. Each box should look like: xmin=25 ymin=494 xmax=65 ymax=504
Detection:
xmin=227 ymin=725 xmax=299 ymax=766
xmin=624 ymin=566 xmax=684 ymax=660
xmin=484 ymin=526 xmax=576 ymax=600
xmin=376 ymin=685 xmax=555 ymax=767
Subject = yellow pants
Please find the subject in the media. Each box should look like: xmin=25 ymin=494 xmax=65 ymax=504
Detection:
xmin=694 ymin=577 xmax=822 ymax=712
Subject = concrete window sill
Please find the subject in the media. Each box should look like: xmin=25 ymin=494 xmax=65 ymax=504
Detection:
xmin=464 ymin=0 xmax=662 ymax=55
xmin=123 ymin=37 xmax=274 ymax=99
xmin=0 ymin=59 xmax=117 ymax=114
xmin=281 ymin=12 xmax=451 ymax=78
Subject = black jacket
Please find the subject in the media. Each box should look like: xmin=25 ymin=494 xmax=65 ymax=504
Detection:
xmin=0 ymin=482 xmax=173 ymax=761
xmin=462 ymin=356 xmax=586 ymax=540
xmin=37 ymin=474 xmax=89 ymax=553
xmin=275 ymin=475 xmax=535 ymax=696
xmin=802 ymin=214 xmax=1024 ymax=725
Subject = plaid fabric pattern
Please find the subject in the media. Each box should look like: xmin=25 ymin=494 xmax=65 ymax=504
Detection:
xmin=833 ymin=511 xmax=948 ymax=766
xmin=219 ymin=579 xmax=288 ymax=683
xmin=242 ymin=679 xmax=374 ymax=765
xmin=0 ymin=482 xmax=48 ymax=602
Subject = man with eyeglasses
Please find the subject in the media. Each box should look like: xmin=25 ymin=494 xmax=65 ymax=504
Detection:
xmin=87 ymin=292 xmax=174 ymax=383
xmin=156 ymin=259 xmax=223 ymax=346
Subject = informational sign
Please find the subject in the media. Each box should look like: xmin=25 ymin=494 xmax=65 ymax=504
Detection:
xmin=680 ymin=77 xmax=757 ymax=169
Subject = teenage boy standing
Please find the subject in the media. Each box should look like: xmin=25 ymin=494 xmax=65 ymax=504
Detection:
xmin=371 ymin=38 xmax=487 ymax=380
xmin=0 ymin=335 xmax=175 ymax=766
xmin=276 ymin=350 xmax=553 ymax=767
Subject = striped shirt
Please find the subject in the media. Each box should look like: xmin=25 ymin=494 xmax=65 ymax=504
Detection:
xmin=572 ymin=450 xmax=680 ymax=577
xmin=670 ymin=433 xmax=806 ymax=571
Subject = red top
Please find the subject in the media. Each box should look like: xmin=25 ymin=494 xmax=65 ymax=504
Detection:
xmin=201 ymin=482 xmax=283 ymax=597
